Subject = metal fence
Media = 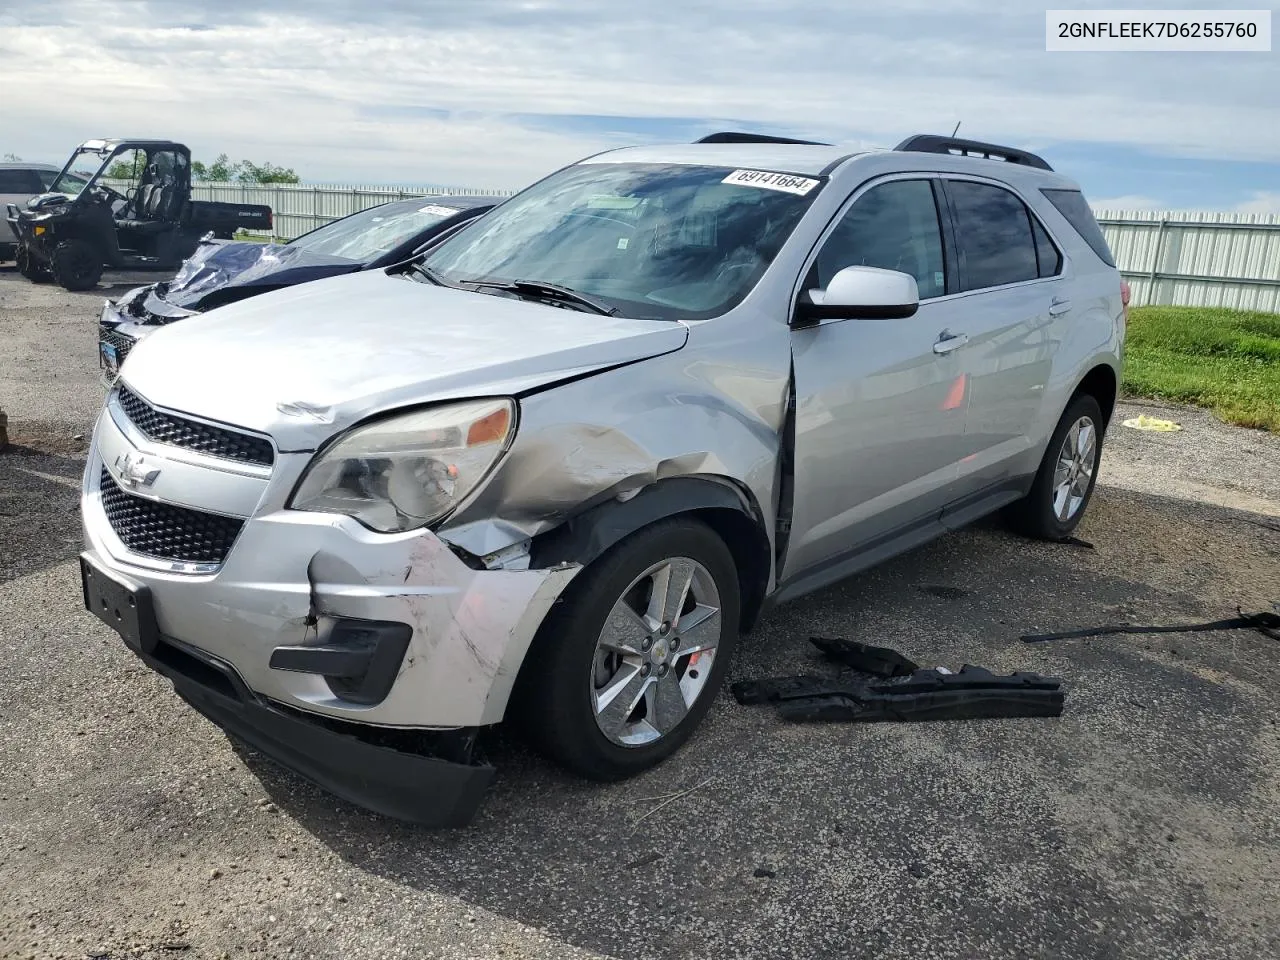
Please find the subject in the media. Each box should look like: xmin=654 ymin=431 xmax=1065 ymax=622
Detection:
xmin=1095 ymin=210 xmax=1280 ymax=312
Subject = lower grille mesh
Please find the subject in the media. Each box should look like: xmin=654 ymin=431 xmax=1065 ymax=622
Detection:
xmin=99 ymin=468 xmax=243 ymax=565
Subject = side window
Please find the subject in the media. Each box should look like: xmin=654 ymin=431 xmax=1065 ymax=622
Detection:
xmin=1041 ymin=188 xmax=1115 ymax=267
xmin=1031 ymin=216 xmax=1062 ymax=278
xmin=0 ymin=169 xmax=41 ymax=193
xmin=810 ymin=179 xmax=947 ymax=300
xmin=947 ymin=180 xmax=1039 ymax=291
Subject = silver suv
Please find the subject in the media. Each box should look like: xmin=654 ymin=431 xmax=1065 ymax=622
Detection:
xmin=80 ymin=133 xmax=1125 ymax=826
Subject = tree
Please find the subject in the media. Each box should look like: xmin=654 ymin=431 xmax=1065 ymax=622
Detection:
xmin=191 ymin=153 xmax=299 ymax=183
xmin=106 ymin=159 xmax=139 ymax=180
xmin=236 ymin=160 xmax=300 ymax=184
xmin=2 ymin=152 xmax=20 ymax=162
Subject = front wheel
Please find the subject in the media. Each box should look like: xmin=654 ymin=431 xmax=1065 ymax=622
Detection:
xmin=513 ymin=518 xmax=741 ymax=781
xmin=1009 ymin=394 xmax=1105 ymax=540
xmin=16 ymin=243 xmax=52 ymax=283
xmin=50 ymin=239 xmax=103 ymax=292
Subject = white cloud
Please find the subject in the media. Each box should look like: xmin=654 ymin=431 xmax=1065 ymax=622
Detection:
xmin=1 ymin=1 xmax=1278 ymax=190
xmin=1233 ymin=192 xmax=1280 ymax=215
xmin=1089 ymin=195 xmax=1167 ymax=212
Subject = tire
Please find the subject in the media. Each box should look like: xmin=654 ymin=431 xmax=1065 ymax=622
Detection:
xmin=1008 ymin=393 xmax=1105 ymax=540
xmin=513 ymin=517 xmax=741 ymax=781
xmin=50 ymin=239 xmax=103 ymax=292
xmin=16 ymin=243 xmax=52 ymax=283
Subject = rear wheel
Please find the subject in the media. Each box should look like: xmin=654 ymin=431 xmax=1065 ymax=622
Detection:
xmin=513 ymin=518 xmax=740 ymax=781
xmin=50 ymin=239 xmax=103 ymax=292
xmin=1008 ymin=394 xmax=1105 ymax=540
xmin=16 ymin=243 xmax=52 ymax=283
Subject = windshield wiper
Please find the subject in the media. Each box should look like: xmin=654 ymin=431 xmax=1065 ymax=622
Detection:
xmin=468 ymin=278 xmax=619 ymax=316
xmin=405 ymin=262 xmax=451 ymax=286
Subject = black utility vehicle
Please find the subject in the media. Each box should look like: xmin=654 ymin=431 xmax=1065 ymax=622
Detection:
xmin=6 ymin=139 xmax=273 ymax=291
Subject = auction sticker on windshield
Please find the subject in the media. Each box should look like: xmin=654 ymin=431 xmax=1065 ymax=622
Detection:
xmin=722 ymin=170 xmax=820 ymax=195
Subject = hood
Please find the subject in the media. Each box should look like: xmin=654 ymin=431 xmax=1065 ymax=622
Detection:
xmin=25 ymin=193 xmax=71 ymax=213
xmin=159 ymin=240 xmax=363 ymax=309
xmin=119 ymin=271 xmax=688 ymax=451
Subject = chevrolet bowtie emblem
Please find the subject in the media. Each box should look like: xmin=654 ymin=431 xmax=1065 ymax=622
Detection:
xmin=116 ymin=451 xmax=160 ymax=489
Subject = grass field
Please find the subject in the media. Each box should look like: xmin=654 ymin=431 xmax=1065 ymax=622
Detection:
xmin=1123 ymin=305 xmax=1280 ymax=432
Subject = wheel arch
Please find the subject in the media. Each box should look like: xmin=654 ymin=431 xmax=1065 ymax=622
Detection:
xmin=1071 ymin=363 xmax=1119 ymax=428
xmin=529 ymin=474 xmax=774 ymax=634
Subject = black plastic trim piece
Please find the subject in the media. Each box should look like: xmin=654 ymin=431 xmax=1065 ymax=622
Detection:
xmin=732 ymin=666 xmax=1065 ymax=722
xmin=895 ymin=135 xmax=1053 ymax=171
xmin=137 ymin=635 xmax=493 ymax=827
xmin=697 ymin=131 xmax=830 ymax=146
xmin=270 ymin=618 xmax=412 ymax=706
xmin=530 ymin=475 xmax=758 ymax=570
xmin=795 ymin=298 xmax=919 ymax=323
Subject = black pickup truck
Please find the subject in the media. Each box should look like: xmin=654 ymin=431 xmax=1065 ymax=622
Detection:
xmin=7 ymin=139 xmax=272 ymax=291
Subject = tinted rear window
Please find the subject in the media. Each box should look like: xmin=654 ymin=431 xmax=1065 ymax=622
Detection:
xmin=1041 ymin=188 xmax=1115 ymax=267
xmin=948 ymin=180 xmax=1039 ymax=291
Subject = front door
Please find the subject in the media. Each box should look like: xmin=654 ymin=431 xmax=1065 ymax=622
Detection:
xmin=783 ymin=177 xmax=969 ymax=581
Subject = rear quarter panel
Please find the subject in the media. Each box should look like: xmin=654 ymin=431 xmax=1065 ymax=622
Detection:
xmin=1020 ymin=197 xmax=1125 ymax=475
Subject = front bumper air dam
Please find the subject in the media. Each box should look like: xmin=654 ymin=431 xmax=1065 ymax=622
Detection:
xmin=144 ymin=634 xmax=495 ymax=827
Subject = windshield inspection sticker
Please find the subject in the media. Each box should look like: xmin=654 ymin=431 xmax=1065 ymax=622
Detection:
xmin=722 ymin=169 xmax=820 ymax=195
xmin=418 ymin=204 xmax=458 ymax=217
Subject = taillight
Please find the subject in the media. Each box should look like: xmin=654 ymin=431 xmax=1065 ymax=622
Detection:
xmin=1120 ymin=278 xmax=1130 ymax=322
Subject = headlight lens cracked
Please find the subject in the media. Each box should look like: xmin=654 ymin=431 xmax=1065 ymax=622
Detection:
xmin=290 ymin=398 xmax=514 ymax=532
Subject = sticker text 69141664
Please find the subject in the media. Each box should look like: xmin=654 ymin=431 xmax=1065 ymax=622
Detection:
xmin=721 ymin=170 xmax=821 ymax=196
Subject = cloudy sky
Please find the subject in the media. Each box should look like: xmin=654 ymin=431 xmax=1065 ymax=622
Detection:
xmin=1 ymin=0 xmax=1276 ymax=212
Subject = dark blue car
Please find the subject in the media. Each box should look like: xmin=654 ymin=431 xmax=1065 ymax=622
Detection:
xmin=98 ymin=194 xmax=494 ymax=381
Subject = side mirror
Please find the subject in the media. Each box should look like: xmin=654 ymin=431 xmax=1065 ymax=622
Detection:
xmin=795 ymin=265 xmax=920 ymax=323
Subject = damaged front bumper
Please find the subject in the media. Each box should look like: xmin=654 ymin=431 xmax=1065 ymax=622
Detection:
xmin=82 ymin=403 xmax=580 ymax=823
xmin=134 ymin=627 xmax=494 ymax=826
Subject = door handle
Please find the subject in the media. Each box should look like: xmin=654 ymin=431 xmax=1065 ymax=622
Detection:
xmin=1048 ymin=297 xmax=1072 ymax=316
xmin=933 ymin=331 xmax=969 ymax=355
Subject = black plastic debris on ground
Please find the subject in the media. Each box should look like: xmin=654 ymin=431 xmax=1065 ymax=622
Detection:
xmin=809 ymin=636 xmax=919 ymax=677
xmin=732 ymin=665 xmax=1064 ymax=723
xmin=1021 ymin=606 xmax=1280 ymax=643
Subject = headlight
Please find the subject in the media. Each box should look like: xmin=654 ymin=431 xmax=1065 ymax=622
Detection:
xmin=289 ymin=399 xmax=515 ymax=532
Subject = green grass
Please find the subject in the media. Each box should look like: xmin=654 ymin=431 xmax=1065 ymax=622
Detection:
xmin=1123 ymin=305 xmax=1280 ymax=432
xmin=231 ymin=230 xmax=278 ymax=243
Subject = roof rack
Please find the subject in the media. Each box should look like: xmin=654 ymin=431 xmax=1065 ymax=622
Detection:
xmin=696 ymin=131 xmax=831 ymax=146
xmin=894 ymin=134 xmax=1053 ymax=171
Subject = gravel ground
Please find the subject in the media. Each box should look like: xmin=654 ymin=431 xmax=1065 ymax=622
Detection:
xmin=2 ymin=267 xmax=1278 ymax=960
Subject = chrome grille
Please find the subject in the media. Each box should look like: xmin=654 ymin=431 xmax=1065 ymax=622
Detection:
xmin=117 ymin=385 xmax=274 ymax=467
xmin=99 ymin=468 xmax=243 ymax=565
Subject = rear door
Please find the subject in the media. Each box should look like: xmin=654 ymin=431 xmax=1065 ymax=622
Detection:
xmin=783 ymin=176 xmax=970 ymax=580
xmin=0 ymin=168 xmax=42 ymax=242
xmin=940 ymin=177 xmax=1067 ymax=493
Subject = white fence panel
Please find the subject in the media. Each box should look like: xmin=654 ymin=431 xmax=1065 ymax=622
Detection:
xmin=1094 ymin=210 xmax=1280 ymax=312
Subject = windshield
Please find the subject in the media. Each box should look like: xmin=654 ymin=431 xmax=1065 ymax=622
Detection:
xmin=421 ymin=162 xmax=822 ymax=320
xmin=50 ymin=148 xmax=108 ymax=196
xmin=292 ymin=199 xmax=462 ymax=262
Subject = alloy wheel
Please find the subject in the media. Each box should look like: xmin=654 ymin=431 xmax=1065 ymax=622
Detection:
xmin=590 ymin=557 xmax=723 ymax=747
xmin=1052 ymin=415 xmax=1097 ymax=522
